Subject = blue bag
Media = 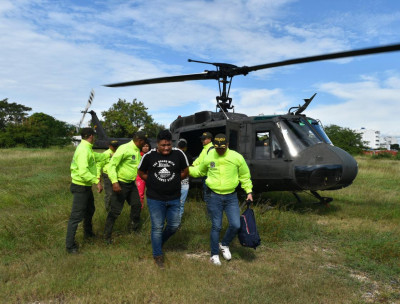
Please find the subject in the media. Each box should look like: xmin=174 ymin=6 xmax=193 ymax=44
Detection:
xmin=238 ymin=200 xmax=261 ymax=249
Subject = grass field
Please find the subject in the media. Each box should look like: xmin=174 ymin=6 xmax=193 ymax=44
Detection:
xmin=0 ymin=147 xmax=399 ymax=304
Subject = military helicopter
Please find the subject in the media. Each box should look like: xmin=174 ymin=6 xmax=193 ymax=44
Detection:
xmin=104 ymin=43 xmax=400 ymax=203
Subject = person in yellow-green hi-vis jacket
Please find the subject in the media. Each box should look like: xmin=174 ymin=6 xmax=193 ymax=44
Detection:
xmin=66 ymin=128 xmax=110 ymax=254
xmin=189 ymin=133 xmax=253 ymax=266
xmin=96 ymin=140 xmax=119 ymax=212
xmin=104 ymin=131 xmax=148 ymax=244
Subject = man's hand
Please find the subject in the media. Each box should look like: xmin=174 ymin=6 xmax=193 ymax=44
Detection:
xmin=246 ymin=193 xmax=253 ymax=202
xmin=97 ymin=182 xmax=103 ymax=193
xmin=112 ymin=182 xmax=122 ymax=193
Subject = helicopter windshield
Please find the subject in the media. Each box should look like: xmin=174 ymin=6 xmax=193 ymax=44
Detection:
xmin=279 ymin=117 xmax=323 ymax=157
xmin=307 ymin=118 xmax=333 ymax=145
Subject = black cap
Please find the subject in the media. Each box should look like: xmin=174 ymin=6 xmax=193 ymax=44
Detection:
xmin=177 ymin=138 xmax=187 ymax=149
xmin=200 ymin=132 xmax=213 ymax=140
xmin=214 ymin=133 xmax=227 ymax=148
xmin=109 ymin=140 xmax=119 ymax=147
xmin=134 ymin=130 xmax=148 ymax=141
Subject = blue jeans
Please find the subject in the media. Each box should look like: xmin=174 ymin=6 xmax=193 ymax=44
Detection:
xmin=179 ymin=184 xmax=189 ymax=219
xmin=147 ymin=198 xmax=181 ymax=257
xmin=207 ymin=191 xmax=240 ymax=256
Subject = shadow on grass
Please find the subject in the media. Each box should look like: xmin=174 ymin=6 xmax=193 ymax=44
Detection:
xmin=251 ymin=191 xmax=342 ymax=216
xmin=234 ymin=245 xmax=257 ymax=261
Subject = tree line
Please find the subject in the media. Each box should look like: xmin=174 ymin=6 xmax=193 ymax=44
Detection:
xmin=0 ymin=98 xmax=164 ymax=148
xmin=1 ymin=97 xmax=385 ymax=155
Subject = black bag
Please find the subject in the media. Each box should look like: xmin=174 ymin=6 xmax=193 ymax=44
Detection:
xmin=238 ymin=200 xmax=261 ymax=249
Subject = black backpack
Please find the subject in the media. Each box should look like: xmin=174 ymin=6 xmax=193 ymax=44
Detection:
xmin=238 ymin=200 xmax=261 ymax=249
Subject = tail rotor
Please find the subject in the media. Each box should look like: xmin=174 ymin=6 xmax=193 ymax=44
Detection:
xmin=76 ymin=89 xmax=95 ymax=132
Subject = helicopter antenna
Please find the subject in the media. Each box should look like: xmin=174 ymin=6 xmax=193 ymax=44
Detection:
xmin=216 ymin=102 xmax=230 ymax=120
xmin=77 ymin=89 xmax=95 ymax=132
xmin=288 ymin=93 xmax=317 ymax=115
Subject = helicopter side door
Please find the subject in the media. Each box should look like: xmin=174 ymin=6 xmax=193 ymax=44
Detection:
xmin=247 ymin=121 xmax=293 ymax=192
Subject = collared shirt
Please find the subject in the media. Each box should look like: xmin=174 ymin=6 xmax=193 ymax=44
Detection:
xmin=71 ymin=140 xmax=108 ymax=186
xmin=189 ymin=148 xmax=253 ymax=195
xmin=108 ymin=140 xmax=141 ymax=184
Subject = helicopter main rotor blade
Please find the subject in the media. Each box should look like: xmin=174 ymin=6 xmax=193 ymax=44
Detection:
xmin=243 ymin=43 xmax=400 ymax=73
xmin=104 ymin=43 xmax=400 ymax=88
xmin=104 ymin=72 xmax=213 ymax=87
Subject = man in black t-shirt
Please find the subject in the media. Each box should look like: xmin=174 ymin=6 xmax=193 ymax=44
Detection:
xmin=138 ymin=130 xmax=189 ymax=268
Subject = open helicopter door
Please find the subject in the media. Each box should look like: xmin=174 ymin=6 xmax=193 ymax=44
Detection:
xmin=225 ymin=120 xmax=242 ymax=152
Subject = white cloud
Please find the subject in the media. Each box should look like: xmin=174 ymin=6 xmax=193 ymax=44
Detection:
xmin=307 ymin=75 xmax=400 ymax=136
xmin=1 ymin=0 xmax=400 ymax=136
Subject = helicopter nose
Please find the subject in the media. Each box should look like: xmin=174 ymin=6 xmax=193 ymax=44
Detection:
xmin=293 ymin=143 xmax=358 ymax=191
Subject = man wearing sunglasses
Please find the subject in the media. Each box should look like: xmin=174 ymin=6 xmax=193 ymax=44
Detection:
xmin=189 ymin=133 xmax=253 ymax=266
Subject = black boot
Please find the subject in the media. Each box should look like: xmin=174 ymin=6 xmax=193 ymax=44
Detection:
xmin=104 ymin=216 xmax=115 ymax=244
xmin=128 ymin=220 xmax=140 ymax=233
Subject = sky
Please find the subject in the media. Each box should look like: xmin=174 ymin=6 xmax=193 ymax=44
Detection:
xmin=1 ymin=0 xmax=400 ymax=138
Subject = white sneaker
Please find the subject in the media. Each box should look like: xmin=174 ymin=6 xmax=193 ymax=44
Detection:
xmin=210 ymin=255 xmax=221 ymax=266
xmin=219 ymin=243 xmax=232 ymax=261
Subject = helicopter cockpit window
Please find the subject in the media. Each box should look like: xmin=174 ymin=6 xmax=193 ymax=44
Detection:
xmin=279 ymin=118 xmax=322 ymax=157
xmin=308 ymin=118 xmax=332 ymax=145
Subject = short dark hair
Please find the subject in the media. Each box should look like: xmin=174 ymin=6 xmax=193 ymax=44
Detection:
xmin=157 ymin=129 xmax=172 ymax=142
xmin=142 ymin=141 xmax=152 ymax=150
xmin=133 ymin=130 xmax=148 ymax=141
xmin=81 ymin=128 xmax=95 ymax=139
xmin=177 ymin=138 xmax=187 ymax=149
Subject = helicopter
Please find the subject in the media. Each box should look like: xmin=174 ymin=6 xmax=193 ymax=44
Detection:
xmin=103 ymin=43 xmax=400 ymax=203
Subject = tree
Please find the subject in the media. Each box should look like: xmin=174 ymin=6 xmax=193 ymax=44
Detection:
xmin=101 ymin=99 xmax=165 ymax=138
xmin=390 ymin=144 xmax=399 ymax=151
xmin=0 ymin=112 xmax=74 ymax=148
xmin=324 ymin=124 xmax=367 ymax=155
xmin=0 ymin=98 xmax=31 ymax=130
xmin=23 ymin=113 xmax=74 ymax=148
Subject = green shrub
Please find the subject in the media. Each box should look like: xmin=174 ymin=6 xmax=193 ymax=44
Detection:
xmin=371 ymin=152 xmax=394 ymax=159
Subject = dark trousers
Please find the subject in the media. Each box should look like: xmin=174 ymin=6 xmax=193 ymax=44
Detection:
xmin=66 ymin=183 xmax=95 ymax=250
xmin=102 ymin=173 xmax=113 ymax=212
xmin=104 ymin=180 xmax=141 ymax=238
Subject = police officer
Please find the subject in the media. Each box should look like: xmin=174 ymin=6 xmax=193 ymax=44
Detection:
xmin=66 ymin=128 xmax=109 ymax=254
xmin=189 ymin=133 xmax=253 ymax=266
xmin=104 ymin=131 xmax=147 ymax=244
xmin=193 ymin=132 xmax=214 ymax=203
xmin=96 ymin=140 xmax=119 ymax=212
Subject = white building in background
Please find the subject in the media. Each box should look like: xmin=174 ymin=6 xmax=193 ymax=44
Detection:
xmin=380 ymin=136 xmax=398 ymax=149
xmin=356 ymin=128 xmax=398 ymax=150
xmin=357 ymin=128 xmax=380 ymax=149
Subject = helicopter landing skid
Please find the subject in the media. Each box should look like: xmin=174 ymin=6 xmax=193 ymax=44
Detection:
xmin=292 ymin=191 xmax=333 ymax=205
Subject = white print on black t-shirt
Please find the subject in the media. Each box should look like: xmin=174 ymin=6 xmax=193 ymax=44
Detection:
xmin=153 ymin=160 xmax=176 ymax=182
